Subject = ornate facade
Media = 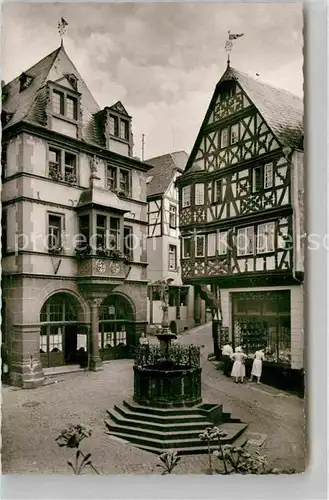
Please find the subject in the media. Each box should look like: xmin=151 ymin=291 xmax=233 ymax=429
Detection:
xmin=1 ymin=44 xmax=151 ymax=388
xmin=177 ymin=64 xmax=304 ymax=374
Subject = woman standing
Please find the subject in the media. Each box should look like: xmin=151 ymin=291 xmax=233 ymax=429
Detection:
xmin=230 ymin=346 xmax=247 ymax=383
xmin=249 ymin=349 xmax=265 ymax=384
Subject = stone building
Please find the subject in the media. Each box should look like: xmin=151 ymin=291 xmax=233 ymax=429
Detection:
xmin=1 ymin=43 xmax=151 ymax=388
xmin=144 ymin=151 xmax=209 ymax=333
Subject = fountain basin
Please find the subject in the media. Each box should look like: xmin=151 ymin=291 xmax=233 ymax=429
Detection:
xmin=133 ymin=365 xmax=202 ymax=408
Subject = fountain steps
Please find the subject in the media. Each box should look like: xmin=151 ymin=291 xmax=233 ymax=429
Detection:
xmin=105 ymin=420 xmax=248 ymax=455
xmin=105 ymin=399 xmax=248 ymax=455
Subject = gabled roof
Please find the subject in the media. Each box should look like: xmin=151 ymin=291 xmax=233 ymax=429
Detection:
xmin=184 ymin=65 xmax=303 ymax=173
xmin=2 ymin=44 xmax=101 ymax=144
xmin=107 ymin=101 xmax=131 ymax=117
xmin=145 ymin=150 xmax=188 ymax=197
xmin=223 ymin=67 xmax=303 ymax=138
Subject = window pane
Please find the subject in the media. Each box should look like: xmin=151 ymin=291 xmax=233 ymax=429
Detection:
xmin=48 ymin=215 xmax=62 ymax=249
xmin=64 ymin=153 xmax=76 ymax=182
xmin=221 ymin=128 xmax=228 ymax=148
xmin=109 ymin=217 xmax=120 ymax=249
xmin=213 ymin=179 xmax=222 ymax=203
xmin=231 ymin=123 xmax=239 ymax=144
xmin=252 ymin=167 xmax=262 ymax=192
xmin=195 ymin=184 xmax=204 ymax=205
xmin=120 ymin=120 xmax=129 ymax=140
xmin=107 ymin=165 xmax=117 ymax=190
xmin=169 ymin=205 xmax=176 ymax=228
xmin=96 ymin=215 xmax=107 ymax=248
xmin=78 ymin=215 xmax=90 ymax=249
xmin=109 ymin=115 xmax=118 ymax=136
xmin=257 ymin=222 xmax=275 ymax=253
xmin=119 ymin=170 xmax=130 ymax=195
xmin=218 ymin=231 xmax=228 ymax=255
xmin=169 ymin=245 xmax=177 ymax=270
xmin=124 ymin=227 xmax=133 ymax=259
xmin=196 ymin=235 xmax=205 ymax=257
xmin=237 ymin=226 xmax=254 ymax=256
xmin=207 ymin=233 xmax=216 ymax=256
xmin=52 ymin=91 xmax=64 ymax=115
xmin=66 ymin=96 xmax=77 ymax=120
xmin=264 ymin=163 xmax=273 ymax=189
xmin=183 ymin=237 xmax=191 ymax=258
xmin=49 ymin=148 xmax=61 ymax=179
xmin=182 ymin=186 xmax=191 ymax=207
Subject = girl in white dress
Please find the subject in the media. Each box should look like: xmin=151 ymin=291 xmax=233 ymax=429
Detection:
xmin=249 ymin=349 xmax=265 ymax=384
xmin=230 ymin=347 xmax=247 ymax=383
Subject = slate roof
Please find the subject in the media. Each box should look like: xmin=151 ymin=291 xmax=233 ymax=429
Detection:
xmin=1 ymin=45 xmax=127 ymax=147
xmin=145 ymin=151 xmax=188 ymax=197
xmin=221 ymin=67 xmax=304 ymax=137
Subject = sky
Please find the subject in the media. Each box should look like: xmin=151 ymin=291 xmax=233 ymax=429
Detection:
xmin=1 ymin=3 xmax=303 ymax=160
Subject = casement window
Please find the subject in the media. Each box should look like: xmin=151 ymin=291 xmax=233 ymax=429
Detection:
xmin=195 ymin=184 xmax=205 ymax=205
xmin=252 ymin=163 xmax=273 ymax=192
xmin=120 ymin=120 xmax=129 ymax=140
xmin=264 ymin=163 xmax=274 ymax=189
xmin=221 ymin=127 xmax=229 ymax=148
xmin=169 ymin=204 xmax=177 ymax=229
xmin=257 ymin=222 xmax=275 ymax=253
xmin=124 ymin=226 xmax=134 ymax=260
xmin=96 ymin=215 xmax=107 ymax=249
xmin=109 ymin=115 xmax=119 ymax=136
xmin=119 ymin=169 xmax=130 ymax=196
xmin=212 ymin=179 xmax=222 ymax=204
xmin=109 ymin=114 xmax=130 ymax=141
xmin=106 ymin=165 xmax=131 ymax=197
xmin=207 ymin=233 xmax=216 ymax=257
xmin=1 ymin=209 xmax=7 ymax=253
xmin=217 ymin=231 xmax=228 ymax=255
xmin=169 ymin=245 xmax=177 ymax=270
xmin=231 ymin=123 xmax=239 ymax=144
xmin=78 ymin=215 xmax=90 ymax=249
xmin=48 ymin=147 xmax=77 ymax=184
xmin=107 ymin=165 xmax=117 ymax=191
xmin=109 ymin=217 xmax=120 ymax=249
xmin=237 ymin=226 xmax=254 ymax=256
xmin=195 ymin=235 xmax=205 ymax=258
xmin=47 ymin=214 xmax=63 ymax=251
xmin=182 ymin=237 xmax=191 ymax=259
xmin=182 ymin=185 xmax=191 ymax=208
xmin=51 ymin=88 xmax=78 ymax=121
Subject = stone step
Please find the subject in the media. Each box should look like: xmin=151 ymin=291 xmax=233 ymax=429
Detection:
xmin=108 ymin=408 xmax=210 ymax=432
xmin=123 ymin=399 xmax=207 ymax=416
xmin=105 ymin=424 xmax=247 ymax=454
xmin=114 ymin=404 xmax=209 ymax=425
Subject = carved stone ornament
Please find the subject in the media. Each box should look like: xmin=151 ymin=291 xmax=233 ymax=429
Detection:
xmin=89 ymin=155 xmax=99 ymax=174
xmin=95 ymin=259 xmax=106 ymax=274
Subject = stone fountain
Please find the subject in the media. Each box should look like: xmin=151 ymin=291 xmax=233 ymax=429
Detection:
xmin=105 ymin=279 xmax=248 ymax=454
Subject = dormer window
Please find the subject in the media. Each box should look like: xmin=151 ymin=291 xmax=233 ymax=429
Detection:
xmin=109 ymin=113 xmax=130 ymax=141
xmin=19 ymin=72 xmax=33 ymax=92
xmin=50 ymin=86 xmax=79 ymax=122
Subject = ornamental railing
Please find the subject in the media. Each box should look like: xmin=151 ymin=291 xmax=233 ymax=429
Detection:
xmin=134 ymin=344 xmax=200 ymax=369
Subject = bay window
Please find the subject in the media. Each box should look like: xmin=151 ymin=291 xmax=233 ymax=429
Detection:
xmin=182 ymin=237 xmax=191 ymax=259
xmin=195 ymin=235 xmax=205 ymax=257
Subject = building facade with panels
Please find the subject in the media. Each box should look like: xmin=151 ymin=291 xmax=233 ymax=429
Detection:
xmin=176 ymin=64 xmax=304 ymax=386
xmin=145 ymin=151 xmax=209 ymax=333
xmin=1 ymin=44 xmax=151 ymax=388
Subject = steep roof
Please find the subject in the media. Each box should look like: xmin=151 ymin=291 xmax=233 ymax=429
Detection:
xmin=2 ymin=44 xmax=102 ymax=145
xmin=145 ymin=150 xmax=188 ymax=197
xmin=223 ymin=67 xmax=303 ymax=138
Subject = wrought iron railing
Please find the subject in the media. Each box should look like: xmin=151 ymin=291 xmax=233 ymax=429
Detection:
xmin=134 ymin=344 xmax=200 ymax=368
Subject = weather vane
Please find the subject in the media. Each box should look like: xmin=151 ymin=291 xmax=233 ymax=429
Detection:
xmin=57 ymin=17 xmax=69 ymax=46
xmin=225 ymin=31 xmax=244 ymax=66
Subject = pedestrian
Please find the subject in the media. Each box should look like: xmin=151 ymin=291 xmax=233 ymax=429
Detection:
xmin=249 ymin=348 xmax=265 ymax=384
xmin=221 ymin=342 xmax=233 ymax=376
xmin=230 ymin=346 xmax=247 ymax=383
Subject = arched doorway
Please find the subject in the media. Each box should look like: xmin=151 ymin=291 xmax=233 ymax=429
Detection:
xmin=99 ymin=294 xmax=135 ymax=360
xmin=40 ymin=292 xmax=87 ymax=368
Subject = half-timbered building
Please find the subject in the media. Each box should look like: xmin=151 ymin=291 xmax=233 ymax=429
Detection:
xmin=145 ymin=151 xmax=209 ymax=332
xmin=176 ymin=64 xmax=304 ymax=388
xmin=1 ymin=43 xmax=151 ymax=388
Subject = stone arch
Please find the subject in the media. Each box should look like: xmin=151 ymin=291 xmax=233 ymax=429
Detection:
xmin=40 ymin=288 xmax=89 ymax=323
xmin=100 ymin=292 xmax=135 ymax=321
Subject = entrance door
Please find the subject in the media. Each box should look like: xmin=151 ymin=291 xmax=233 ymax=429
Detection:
xmin=64 ymin=325 xmax=78 ymax=364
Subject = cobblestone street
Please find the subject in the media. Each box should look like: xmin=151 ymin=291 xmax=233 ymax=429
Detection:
xmin=2 ymin=323 xmax=306 ymax=475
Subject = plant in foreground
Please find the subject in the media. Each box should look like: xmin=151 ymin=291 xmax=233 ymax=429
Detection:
xmin=157 ymin=450 xmax=181 ymax=475
xmin=55 ymin=424 xmax=99 ymax=475
xmin=199 ymin=427 xmax=228 ymax=473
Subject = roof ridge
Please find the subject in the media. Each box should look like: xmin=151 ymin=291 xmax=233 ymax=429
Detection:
xmin=230 ymin=67 xmax=303 ymax=101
